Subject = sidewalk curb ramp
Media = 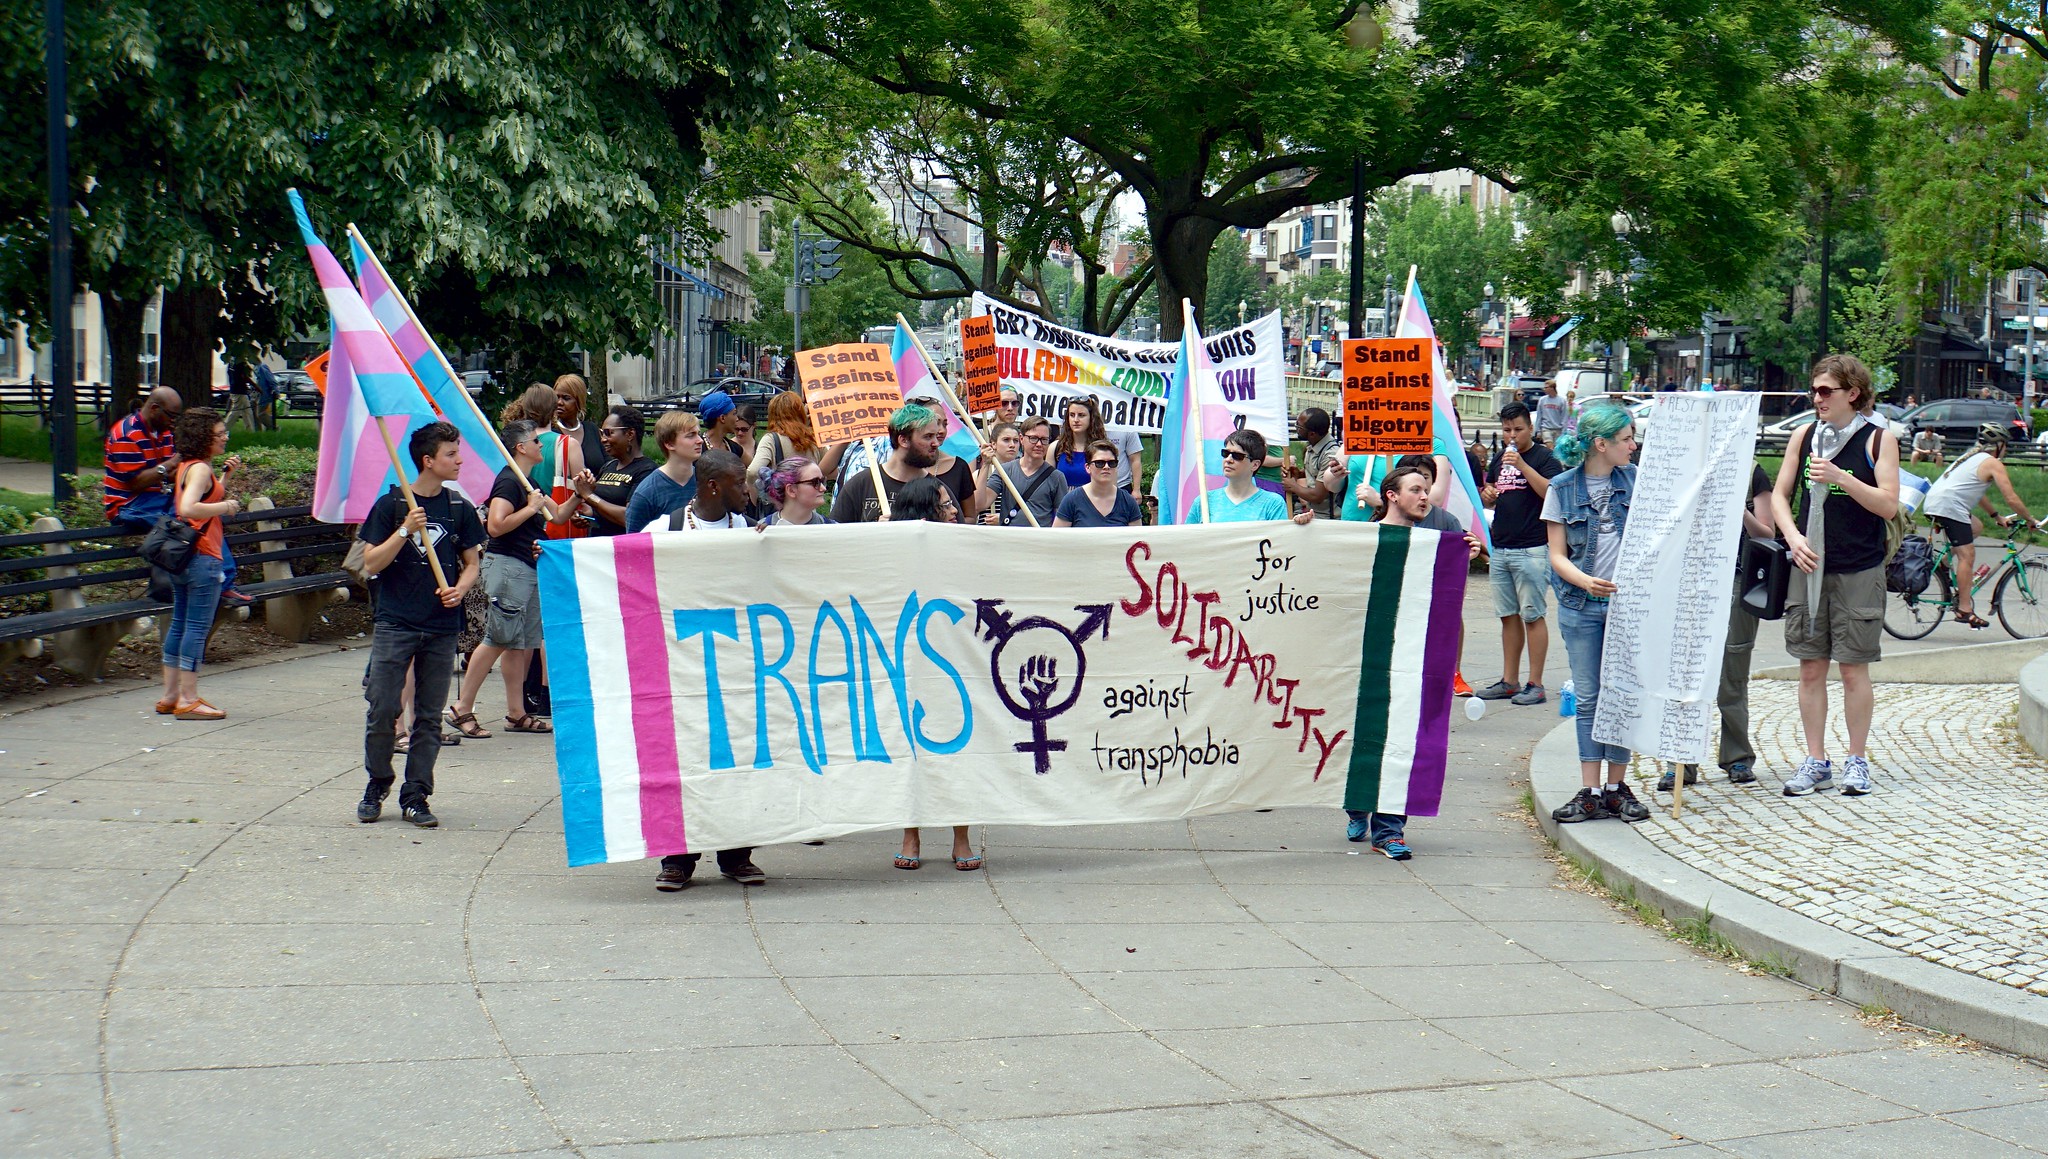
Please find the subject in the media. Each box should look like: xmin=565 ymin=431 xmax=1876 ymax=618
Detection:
xmin=1531 ymin=721 xmax=2048 ymax=1063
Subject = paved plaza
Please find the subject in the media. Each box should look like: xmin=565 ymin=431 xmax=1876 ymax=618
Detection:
xmin=1636 ymin=682 xmax=2048 ymax=998
xmin=5 ymin=636 xmax=2048 ymax=1158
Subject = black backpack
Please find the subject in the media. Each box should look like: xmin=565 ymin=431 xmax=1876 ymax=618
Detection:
xmin=1886 ymin=532 xmax=1934 ymax=597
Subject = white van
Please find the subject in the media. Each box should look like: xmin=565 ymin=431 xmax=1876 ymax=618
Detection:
xmin=1554 ymin=366 xmax=1613 ymax=407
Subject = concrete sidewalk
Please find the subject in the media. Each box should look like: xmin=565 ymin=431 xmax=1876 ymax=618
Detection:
xmin=6 ymin=635 xmax=2046 ymax=1158
xmin=0 ymin=455 xmax=95 ymax=498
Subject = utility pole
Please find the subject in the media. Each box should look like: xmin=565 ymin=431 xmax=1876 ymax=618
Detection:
xmin=2026 ymin=273 xmax=2038 ymax=421
xmin=790 ymin=221 xmax=803 ymax=354
xmin=47 ymin=0 xmax=75 ymax=502
xmin=1346 ymin=160 xmax=1365 ymax=340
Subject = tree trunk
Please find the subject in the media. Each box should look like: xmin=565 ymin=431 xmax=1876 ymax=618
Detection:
xmin=587 ymin=349 xmax=610 ymax=407
xmin=159 ymin=285 xmax=223 ymax=408
xmin=1152 ymin=212 xmax=1225 ymax=340
xmin=100 ymin=290 xmax=145 ymax=429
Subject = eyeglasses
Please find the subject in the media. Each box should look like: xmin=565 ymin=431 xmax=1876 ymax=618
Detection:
xmin=1219 ymin=449 xmax=1250 ymax=462
xmin=599 ymin=426 xmax=629 ymax=436
xmin=793 ymin=477 xmax=826 ymax=489
xmin=1089 ymin=459 xmax=1118 ymax=469
xmin=1024 ymin=435 xmax=1050 ymax=444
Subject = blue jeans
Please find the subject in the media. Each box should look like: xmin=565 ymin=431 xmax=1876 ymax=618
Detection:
xmin=1555 ymin=597 xmax=1631 ymax=767
xmin=161 ymin=554 xmax=224 ymax=672
xmin=1344 ymin=810 xmax=1407 ymax=844
xmin=115 ymin=510 xmax=237 ymax=590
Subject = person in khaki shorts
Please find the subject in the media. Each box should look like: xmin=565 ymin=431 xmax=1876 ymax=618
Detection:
xmin=1770 ymin=354 xmax=1900 ymax=800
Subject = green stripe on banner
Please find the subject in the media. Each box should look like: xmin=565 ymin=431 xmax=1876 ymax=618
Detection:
xmin=1345 ymin=526 xmax=1411 ymax=812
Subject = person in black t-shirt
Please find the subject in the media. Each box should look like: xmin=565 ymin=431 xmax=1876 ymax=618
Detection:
xmin=355 ymin=422 xmax=485 ymax=829
xmin=449 ymin=420 xmax=566 ymax=740
xmin=573 ymin=405 xmax=655 ymax=535
xmin=1477 ymin=402 xmax=1561 ymax=706
xmin=830 ymin=402 xmax=948 ymax=523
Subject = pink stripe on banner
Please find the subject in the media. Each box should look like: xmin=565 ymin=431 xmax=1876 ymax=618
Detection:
xmin=344 ymin=415 xmax=404 ymax=520
xmin=1404 ymin=534 xmax=1467 ymax=816
xmin=613 ymin=536 xmax=688 ymax=855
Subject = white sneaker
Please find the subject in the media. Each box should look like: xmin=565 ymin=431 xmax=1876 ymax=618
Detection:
xmin=1782 ymin=757 xmax=1833 ymax=797
xmin=1839 ymin=755 xmax=1872 ymax=796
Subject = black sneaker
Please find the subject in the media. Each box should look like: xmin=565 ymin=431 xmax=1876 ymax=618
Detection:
xmin=401 ymin=805 xmax=438 ymax=829
xmin=1725 ymin=761 xmax=1756 ymax=785
xmin=1655 ymin=765 xmax=1701 ymax=792
xmin=654 ymin=861 xmax=694 ymax=892
xmin=1551 ymin=787 xmax=1607 ymax=823
xmin=356 ymin=794 xmax=383 ymax=824
xmin=1602 ymin=782 xmax=1651 ymax=823
xmin=721 ymin=862 xmax=767 ymax=885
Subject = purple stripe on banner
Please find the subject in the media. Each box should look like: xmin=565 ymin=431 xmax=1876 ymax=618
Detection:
xmin=1405 ymin=533 xmax=1467 ymax=816
xmin=614 ymin=536 xmax=688 ymax=855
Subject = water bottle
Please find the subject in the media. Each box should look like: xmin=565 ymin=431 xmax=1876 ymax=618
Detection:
xmin=1559 ymin=680 xmax=1577 ymax=717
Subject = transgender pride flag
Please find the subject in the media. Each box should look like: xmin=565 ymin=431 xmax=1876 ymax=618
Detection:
xmin=348 ymin=229 xmax=506 ymax=505
xmin=892 ymin=320 xmax=981 ymax=461
xmin=1397 ymin=271 xmax=1491 ymax=549
xmin=1152 ymin=300 xmax=1236 ymax=524
xmin=289 ymin=191 xmax=440 ymax=524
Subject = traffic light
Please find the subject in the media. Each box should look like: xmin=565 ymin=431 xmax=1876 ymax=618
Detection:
xmin=811 ymin=238 xmax=843 ymax=283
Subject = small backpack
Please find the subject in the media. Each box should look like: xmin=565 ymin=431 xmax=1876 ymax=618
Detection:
xmin=1886 ymin=532 xmax=1934 ymax=596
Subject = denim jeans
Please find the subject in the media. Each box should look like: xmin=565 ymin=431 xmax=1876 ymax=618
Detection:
xmin=661 ymin=850 xmax=755 ymax=872
xmin=1555 ymin=597 xmax=1631 ymax=767
xmin=363 ymin=626 xmax=459 ymax=810
xmin=115 ymin=513 xmax=238 ymax=591
xmin=1343 ymin=810 xmax=1407 ymax=844
xmin=161 ymin=554 xmax=224 ymax=672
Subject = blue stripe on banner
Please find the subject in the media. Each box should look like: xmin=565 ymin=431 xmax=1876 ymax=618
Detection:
xmin=538 ymin=539 xmax=606 ymax=866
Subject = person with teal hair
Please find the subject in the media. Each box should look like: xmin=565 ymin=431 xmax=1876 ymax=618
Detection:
xmin=830 ymin=402 xmax=948 ymax=523
xmin=1540 ymin=401 xmax=1650 ymax=825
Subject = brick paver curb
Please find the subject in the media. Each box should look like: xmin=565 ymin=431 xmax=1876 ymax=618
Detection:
xmin=1530 ymin=721 xmax=2048 ymax=1063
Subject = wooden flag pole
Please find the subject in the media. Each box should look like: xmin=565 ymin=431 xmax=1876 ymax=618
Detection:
xmin=1182 ymin=300 xmax=1213 ymax=524
xmin=868 ymin=446 xmax=894 ymax=520
xmin=345 ymin=224 xmax=535 ymax=497
xmin=892 ymin=313 xmax=1041 ymax=528
xmin=367 ymin=414 xmax=451 ymax=589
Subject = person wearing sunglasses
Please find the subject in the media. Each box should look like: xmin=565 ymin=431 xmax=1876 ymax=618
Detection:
xmin=758 ymin=455 xmax=836 ymax=527
xmin=1053 ymin=439 xmax=1145 ymax=527
xmin=571 ymin=405 xmax=655 ymax=535
xmin=1187 ymin=429 xmax=1313 ymax=525
xmin=1769 ymin=353 xmax=1901 ymax=800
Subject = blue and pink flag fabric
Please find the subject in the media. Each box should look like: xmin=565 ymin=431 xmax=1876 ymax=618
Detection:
xmin=348 ymin=231 xmax=507 ymax=505
xmin=892 ymin=321 xmax=981 ymax=461
xmin=1152 ymin=301 xmax=1237 ymax=524
xmin=1396 ymin=272 xmax=1491 ymax=548
xmin=288 ymin=191 xmax=441 ymax=524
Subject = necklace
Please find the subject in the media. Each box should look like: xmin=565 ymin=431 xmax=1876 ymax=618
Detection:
xmin=681 ymin=503 xmax=737 ymax=530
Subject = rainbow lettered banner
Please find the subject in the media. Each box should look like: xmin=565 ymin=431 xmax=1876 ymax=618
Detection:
xmin=537 ymin=522 xmax=1465 ymax=864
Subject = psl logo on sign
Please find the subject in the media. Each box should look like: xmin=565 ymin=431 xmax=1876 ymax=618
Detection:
xmin=537 ymin=522 xmax=1465 ymax=864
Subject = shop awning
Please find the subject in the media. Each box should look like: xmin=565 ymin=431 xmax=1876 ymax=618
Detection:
xmin=1541 ymin=316 xmax=1582 ymax=350
xmin=653 ymin=257 xmax=726 ymax=299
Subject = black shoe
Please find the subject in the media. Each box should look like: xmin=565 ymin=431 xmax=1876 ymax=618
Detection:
xmin=1724 ymin=761 xmax=1756 ymax=784
xmin=654 ymin=861 xmax=695 ymax=892
xmin=721 ymin=862 xmax=767 ymax=885
xmin=402 ymin=805 xmax=438 ymax=829
xmin=1551 ymin=787 xmax=1607 ymax=823
xmin=1655 ymin=765 xmax=1701 ymax=792
xmin=1602 ymin=782 xmax=1651 ymax=823
xmin=356 ymin=794 xmax=383 ymax=824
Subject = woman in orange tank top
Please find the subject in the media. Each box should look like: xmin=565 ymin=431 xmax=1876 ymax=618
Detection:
xmin=159 ymin=409 xmax=240 ymax=720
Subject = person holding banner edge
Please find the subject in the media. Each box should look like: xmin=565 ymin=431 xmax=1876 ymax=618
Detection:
xmin=1543 ymin=403 xmax=1651 ymax=824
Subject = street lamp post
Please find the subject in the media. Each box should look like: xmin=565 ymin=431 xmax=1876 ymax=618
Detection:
xmin=47 ymin=0 xmax=75 ymax=501
xmin=1343 ymin=8 xmax=1382 ymax=342
xmin=1238 ymin=299 xmax=1247 ymax=327
xmin=1381 ymin=273 xmax=1394 ymax=337
xmin=2026 ymin=273 xmax=2039 ymax=421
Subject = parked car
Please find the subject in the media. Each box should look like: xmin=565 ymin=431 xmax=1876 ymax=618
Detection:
xmin=1763 ymin=402 xmax=1908 ymax=439
xmin=460 ymin=370 xmax=494 ymax=397
xmin=647 ymin=377 xmax=786 ymax=421
xmin=1893 ymin=398 xmax=2023 ymax=446
xmin=277 ymin=368 xmax=321 ymax=414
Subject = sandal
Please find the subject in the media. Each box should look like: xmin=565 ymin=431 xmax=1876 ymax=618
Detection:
xmin=154 ymin=696 xmax=179 ymax=715
xmin=893 ymin=854 xmax=921 ymax=870
xmin=446 ymin=709 xmax=492 ymax=739
xmin=504 ymin=714 xmax=553 ymax=734
xmin=954 ymin=854 xmax=984 ymax=872
xmin=394 ymin=733 xmax=410 ymax=755
xmin=1955 ymin=610 xmax=1990 ymax=630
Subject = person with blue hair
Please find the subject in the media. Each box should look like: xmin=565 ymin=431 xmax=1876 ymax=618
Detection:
xmin=1541 ymin=402 xmax=1650 ymax=824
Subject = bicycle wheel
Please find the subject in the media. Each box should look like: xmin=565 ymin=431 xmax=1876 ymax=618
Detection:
xmin=1884 ymin=569 xmax=1950 ymax=640
xmin=1993 ymin=559 xmax=2048 ymax=638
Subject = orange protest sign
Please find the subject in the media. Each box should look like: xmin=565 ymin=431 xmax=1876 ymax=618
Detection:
xmin=958 ymin=315 xmax=1002 ymax=414
xmin=1339 ymin=338 xmax=1434 ymax=455
xmin=306 ymin=348 xmax=331 ymax=393
xmin=798 ymin=342 xmax=901 ymax=444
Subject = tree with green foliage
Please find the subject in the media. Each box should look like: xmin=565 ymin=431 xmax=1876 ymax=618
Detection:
xmin=1358 ymin=190 xmax=1513 ymax=356
xmin=0 ymin=0 xmax=785 ymax=410
xmin=798 ymin=0 xmax=1934 ymax=338
xmin=1204 ymin=230 xmax=1267 ymax=329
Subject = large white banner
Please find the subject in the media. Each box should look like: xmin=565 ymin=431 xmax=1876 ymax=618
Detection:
xmin=1592 ymin=392 xmax=1761 ymax=762
xmin=972 ymin=292 xmax=1289 ymax=442
xmin=537 ymin=522 xmax=1467 ymax=864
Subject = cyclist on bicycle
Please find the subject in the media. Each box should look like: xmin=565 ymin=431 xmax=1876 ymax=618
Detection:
xmin=1921 ymin=423 xmax=2039 ymax=629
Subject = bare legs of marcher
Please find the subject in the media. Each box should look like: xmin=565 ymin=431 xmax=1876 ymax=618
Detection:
xmin=450 ymin=644 xmax=544 ymax=734
xmin=1788 ymin=658 xmax=1874 ymax=797
xmin=898 ymin=826 xmax=981 ymax=871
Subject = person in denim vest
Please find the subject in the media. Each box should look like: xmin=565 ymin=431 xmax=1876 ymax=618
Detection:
xmin=1542 ymin=403 xmax=1651 ymax=824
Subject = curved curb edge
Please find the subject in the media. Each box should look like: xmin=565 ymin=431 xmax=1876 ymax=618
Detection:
xmin=1530 ymin=720 xmax=2048 ymax=1063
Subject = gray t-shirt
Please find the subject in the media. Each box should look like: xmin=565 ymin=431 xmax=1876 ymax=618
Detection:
xmin=991 ymin=459 xmax=1069 ymax=526
xmin=1540 ymin=472 xmax=1621 ymax=581
xmin=1110 ymin=428 xmax=1144 ymax=490
xmin=1536 ymin=393 xmax=1568 ymax=434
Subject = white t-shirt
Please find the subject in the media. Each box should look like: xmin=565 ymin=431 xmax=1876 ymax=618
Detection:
xmin=1540 ymin=472 xmax=1622 ymax=582
xmin=662 ymin=503 xmax=751 ymax=532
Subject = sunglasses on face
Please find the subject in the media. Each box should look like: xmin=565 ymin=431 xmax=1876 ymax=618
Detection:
xmin=793 ymin=476 xmax=826 ymax=489
xmin=1811 ymin=385 xmax=1843 ymax=398
xmin=1219 ymin=449 xmax=1250 ymax=462
xmin=1089 ymin=459 xmax=1118 ymax=469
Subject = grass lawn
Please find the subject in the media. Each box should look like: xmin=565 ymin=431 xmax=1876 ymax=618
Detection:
xmin=0 ymin=487 xmax=55 ymax=514
xmin=0 ymin=415 xmax=321 ymax=469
